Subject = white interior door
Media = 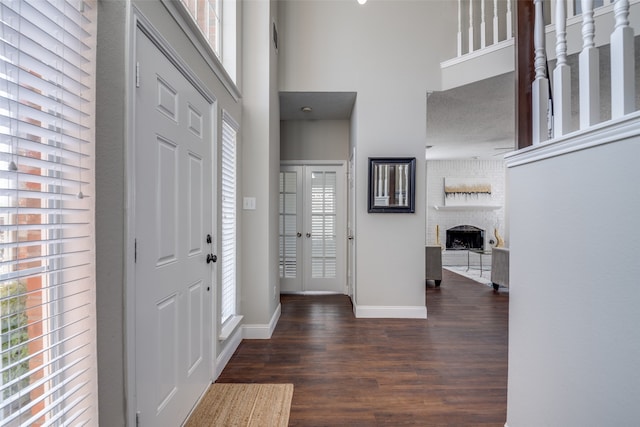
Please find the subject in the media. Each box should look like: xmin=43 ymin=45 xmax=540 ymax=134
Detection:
xmin=279 ymin=164 xmax=346 ymax=294
xmin=347 ymin=150 xmax=356 ymax=299
xmin=134 ymin=30 xmax=214 ymax=427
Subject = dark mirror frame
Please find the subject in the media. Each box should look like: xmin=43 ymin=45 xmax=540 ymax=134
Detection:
xmin=368 ymin=157 xmax=416 ymax=213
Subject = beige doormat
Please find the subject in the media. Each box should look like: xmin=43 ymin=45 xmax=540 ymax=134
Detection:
xmin=185 ymin=383 xmax=294 ymax=427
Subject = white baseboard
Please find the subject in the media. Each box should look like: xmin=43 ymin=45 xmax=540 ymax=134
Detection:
xmin=242 ymin=303 xmax=281 ymax=339
xmin=214 ymin=323 xmax=243 ymax=379
xmin=354 ymin=304 xmax=427 ymax=319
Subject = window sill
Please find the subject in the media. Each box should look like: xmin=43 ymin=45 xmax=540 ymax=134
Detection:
xmin=219 ymin=315 xmax=243 ymax=341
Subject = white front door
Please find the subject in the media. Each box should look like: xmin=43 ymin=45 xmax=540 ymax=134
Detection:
xmin=134 ymin=30 xmax=214 ymax=426
xmin=279 ymin=164 xmax=346 ymax=293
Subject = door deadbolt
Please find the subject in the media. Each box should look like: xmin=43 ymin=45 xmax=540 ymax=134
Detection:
xmin=206 ymin=234 xmax=212 ymax=244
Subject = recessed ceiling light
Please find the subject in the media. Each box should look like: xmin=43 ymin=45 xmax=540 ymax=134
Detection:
xmin=358 ymin=0 xmax=368 ymax=4
xmin=301 ymin=106 xmax=312 ymax=113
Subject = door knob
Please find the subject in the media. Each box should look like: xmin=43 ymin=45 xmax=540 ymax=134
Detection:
xmin=207 ymin=254 xmax=217 ymax=263
xmin=306 ymin=232 xmax=311 ymax=238
xmin=297 ymin=232 xmax=302 ymax=238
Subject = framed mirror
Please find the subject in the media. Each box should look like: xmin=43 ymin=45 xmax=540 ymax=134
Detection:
xmin=368 ymin=157 xmax=416 ymax=213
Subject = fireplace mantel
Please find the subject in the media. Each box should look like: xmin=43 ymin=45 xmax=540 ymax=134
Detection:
xmin=433 ymin=205 xmax=502 ymax=211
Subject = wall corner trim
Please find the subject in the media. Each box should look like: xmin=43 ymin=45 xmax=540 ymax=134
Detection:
xmin=242 ymin=303 xmax=282 ymax=339
xmin=215 ymin=325 xmax=243 ymax=379
xmin=354 ymin=305 xmax=427 ymax=319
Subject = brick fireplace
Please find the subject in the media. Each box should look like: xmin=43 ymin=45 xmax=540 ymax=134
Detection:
xmin=446 ymin=225 xmax=485 ymax=251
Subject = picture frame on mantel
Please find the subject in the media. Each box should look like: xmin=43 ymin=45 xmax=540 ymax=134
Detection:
xmin=368 ymin=157 xmax=416 ymax=213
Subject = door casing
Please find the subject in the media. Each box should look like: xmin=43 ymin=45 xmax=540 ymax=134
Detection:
xmin=126 ymin=13 xmax=219 ymax=426
xmin=279 ymin=161 xmax=347 ymax=294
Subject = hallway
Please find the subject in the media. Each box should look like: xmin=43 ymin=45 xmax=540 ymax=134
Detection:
xmin=217 ymin=269 xmax=509 ymax=426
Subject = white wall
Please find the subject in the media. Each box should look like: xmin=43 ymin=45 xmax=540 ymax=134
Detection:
xmin=278 ymin=0 xmax=457 ymax=316
xmin=505 ymin=120 xmax=640 ymax=426
xmin=280 ymin=120 xmax=350 ymax=161
xmin=426 ymin=159 xmax=506 ymax=266
xmin=95 ymin=2 xmax=127 ymax=424
xmin=240 ymin=0 xmax=281 ymax=326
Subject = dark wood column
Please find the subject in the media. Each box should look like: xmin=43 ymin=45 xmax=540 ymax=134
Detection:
xmin=515 ymin=0 xmax=535 ymax=149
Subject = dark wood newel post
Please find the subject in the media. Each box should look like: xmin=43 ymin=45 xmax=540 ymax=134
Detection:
xmin=515 ymin=0 xmax=535 ymax=149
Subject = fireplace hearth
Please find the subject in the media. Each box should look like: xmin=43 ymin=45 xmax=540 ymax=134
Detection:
xmin=446 ymin=225 xmax=484 ymax=250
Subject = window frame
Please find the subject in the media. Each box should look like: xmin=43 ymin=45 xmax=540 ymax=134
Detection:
xmin=219 ymin=111 xmax=241 ymax=340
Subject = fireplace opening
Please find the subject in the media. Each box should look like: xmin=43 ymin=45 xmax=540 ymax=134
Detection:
xmin=446 ymin=225 xmax=484 ymax=251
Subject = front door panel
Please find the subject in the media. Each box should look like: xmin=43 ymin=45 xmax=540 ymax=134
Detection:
xmin=134 ymin=29 xmax=213 ymax=426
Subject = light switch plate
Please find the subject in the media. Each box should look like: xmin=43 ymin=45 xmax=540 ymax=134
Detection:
xmin=243 ymin=197 xmax=256 ymax=210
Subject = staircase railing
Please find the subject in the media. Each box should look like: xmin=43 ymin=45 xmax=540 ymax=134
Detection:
xmin=532 ymin=0 xmax=637 ymax=144
xmin=456 ymin=0 xmax=514 ymax=56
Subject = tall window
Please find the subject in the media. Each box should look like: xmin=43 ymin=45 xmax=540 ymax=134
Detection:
xmin=180 ymin=0 xmax=221 ymax=58
xmin=0 ymin=0 xmax=97 ymax=424
xmin=220 ymin=113 xmax=238 ymax=325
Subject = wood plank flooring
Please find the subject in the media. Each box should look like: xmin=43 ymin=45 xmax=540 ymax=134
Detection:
xmin=216 ymin=269 xmax=509 ymax=426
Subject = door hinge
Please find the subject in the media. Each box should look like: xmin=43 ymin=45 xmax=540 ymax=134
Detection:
xmin=134 ymin=239 xmax=137 ymax=263
xmin=136 ymin=411 xmax=140 ymax=426
xmin=136 ymin=62 xmax=140 ymax=88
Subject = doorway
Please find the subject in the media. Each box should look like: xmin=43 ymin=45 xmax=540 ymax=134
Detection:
xmin=279 ymin=164 xmax=347 ymax=294
xmin=133 ymin=28 xmax=215 ymax=426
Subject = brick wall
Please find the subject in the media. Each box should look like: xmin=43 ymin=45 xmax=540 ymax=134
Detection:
xmin=426 ymin=159 xmax=506 ymax=266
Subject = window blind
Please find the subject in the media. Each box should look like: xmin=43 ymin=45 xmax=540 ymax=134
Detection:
xmin=0 ymin=0 xmax=97 ymax=425
xmin=220 ymin=113 xmax=237 ymax=325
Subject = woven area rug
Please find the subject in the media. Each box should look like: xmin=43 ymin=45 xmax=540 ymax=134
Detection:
xmin=185 ymin=383 xmax=294 ymax=427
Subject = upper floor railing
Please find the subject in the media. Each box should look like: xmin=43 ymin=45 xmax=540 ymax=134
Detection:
xmin=532 ymin=0 xmax=638 ymax=143
xmin=455 ymin=0 xmax=636 ymax=59
xmin=456 ymin=0 xmax=514 ymax=56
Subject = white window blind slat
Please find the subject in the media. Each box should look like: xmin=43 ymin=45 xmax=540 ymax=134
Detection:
xmin=1 ymin=349 xmax=88 ymax=412
xmin=0 ymin=154 xmax=90 ymax=177
xmin=0 ymin=36 xmax=90 ymax=90
xmin=2 ymin=97 xmax=91 ymax=135
xmin=0 ymin=62 xmax=91 ymax=106
xmin=0 ymin=0 xmax=97 ymax=424
xmin=0 ymin=189 xmax=91 ymax=203
xmin=0 ymin=136 xmax=91 ymax=160
xmin=0 ymin=76 xmax=90 ymax=122
xmin=1 ymin=1 xmax=92 ymax=67
xmin=220 ymin=115 xmax=237 ymax=324
xmin=0 ymin=115 xmax=91 ymax=146
xmin=0 ymin=170 xmax=90 ymax=188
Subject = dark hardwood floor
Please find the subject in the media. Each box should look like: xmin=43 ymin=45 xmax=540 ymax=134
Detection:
xmin=216 ymin=269 xmax=509 ymax=426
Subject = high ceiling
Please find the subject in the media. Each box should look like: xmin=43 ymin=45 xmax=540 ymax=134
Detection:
xmin=279 ymin=92 xmax=357 ymax=121
xmin=426 ymin=72 xmax=515 ymax=160
xmin=279 ymin=72 xmax=515 ymax=161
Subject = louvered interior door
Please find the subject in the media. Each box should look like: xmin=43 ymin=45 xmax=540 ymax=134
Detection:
xmin=303 ymin=165 xmax=346 ymax=293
